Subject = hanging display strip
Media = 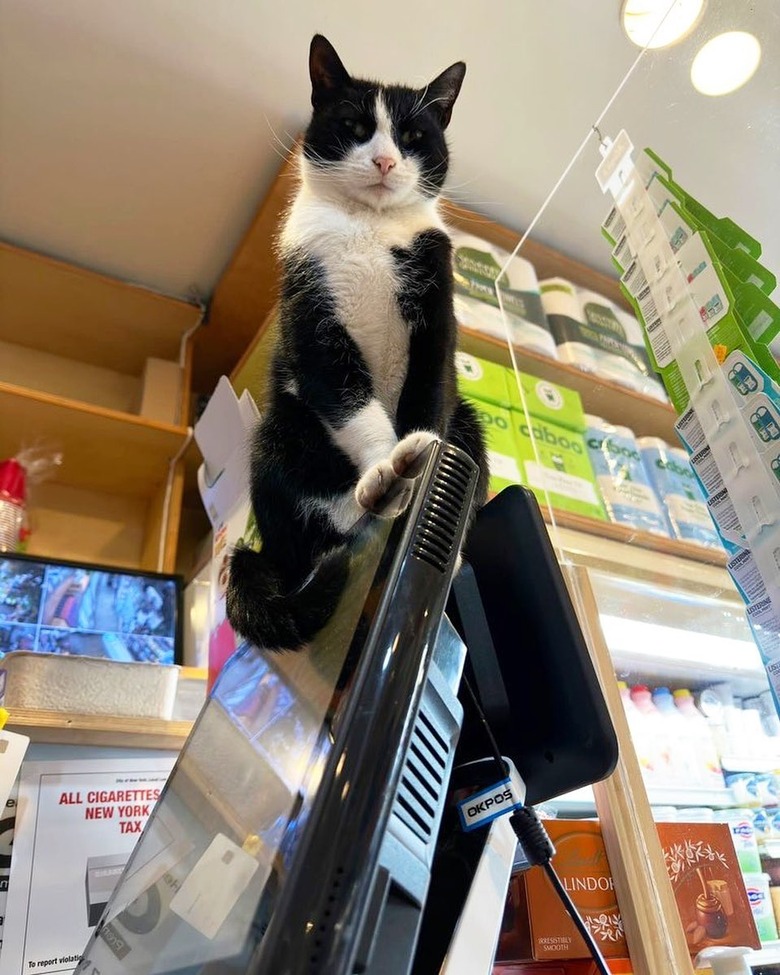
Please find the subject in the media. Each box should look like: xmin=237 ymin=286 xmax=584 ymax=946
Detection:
xmin=595 ymin=130 xmax=780 ymax=706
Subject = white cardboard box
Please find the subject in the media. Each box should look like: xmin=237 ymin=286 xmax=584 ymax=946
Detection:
xmin=194 ymin=376 xmax=260 ymax=686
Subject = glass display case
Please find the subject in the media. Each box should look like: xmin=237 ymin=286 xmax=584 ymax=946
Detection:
xmin=475 ymin=2 xmax=780 ymax=970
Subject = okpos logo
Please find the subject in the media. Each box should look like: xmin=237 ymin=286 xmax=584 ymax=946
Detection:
xmin=465 ymin=788 xmax=513 ymax=818
xmin=457 ymin=778 xmax=522 ymax=831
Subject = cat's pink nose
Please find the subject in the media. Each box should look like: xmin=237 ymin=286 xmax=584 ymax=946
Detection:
xmin=373 ymin=155 xmax=396 ymax=176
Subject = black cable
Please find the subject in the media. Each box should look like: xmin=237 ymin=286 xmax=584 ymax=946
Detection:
xmin=461 ymin=674 xmax=505 ymax=774
xmin=542 ymin=861 xmax=611 ymax=975
xmin=461 ymin=674 xmax=611 ymax=975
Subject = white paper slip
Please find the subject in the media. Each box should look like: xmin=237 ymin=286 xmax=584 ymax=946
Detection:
xmin=0 ymin=730 xmax=29 ymax=810
xmin=690 ymin=444 xmax=724 ymax=497
xmin=170 ymin=834 xmax=260 ymax=940
xmin=706 ymin=488 xmax=743 ymax=542
xmin=728 ymin=547 xmax=766 ymax=604
xmin=676 ymin=406 xmax=706 ymax=451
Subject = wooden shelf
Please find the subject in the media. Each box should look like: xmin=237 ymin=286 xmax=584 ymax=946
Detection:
xmin=0 ymin=381 xmax=190 ymax=498
xmin=554 ymin=784 xmax=738 ymax=814
xmin=7 ymin=708 xmax=192 ymax=750
xmin=0 ymin=241 xmax=202 ymax=376
xmin=460 ymin=327 xmax=679 ymax=443
xmin=539 ymin=504 xmax=727 ymax=567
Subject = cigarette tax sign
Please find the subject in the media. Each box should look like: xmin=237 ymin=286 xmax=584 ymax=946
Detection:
xmin=0 ymin=758 xmax=174 ymax=975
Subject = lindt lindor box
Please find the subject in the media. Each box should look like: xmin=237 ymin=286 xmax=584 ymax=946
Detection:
xmin=493 ymin=961 xmax=634 ymax=974
xmin=497 ymin=821 xmax=628 ymax=963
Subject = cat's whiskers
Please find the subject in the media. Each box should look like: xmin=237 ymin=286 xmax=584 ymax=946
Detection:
xmin=263 ymin=114 xmax=298 ymax=165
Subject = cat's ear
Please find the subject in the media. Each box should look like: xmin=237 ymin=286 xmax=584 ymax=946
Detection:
xmin=424 ymin=62 xmax=466 ymax=129
xmin=309 ymin=35 xmax=351 ymax=105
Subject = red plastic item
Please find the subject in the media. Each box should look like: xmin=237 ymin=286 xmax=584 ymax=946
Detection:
xmin=0 ymin=459 xmax=26 ymax=505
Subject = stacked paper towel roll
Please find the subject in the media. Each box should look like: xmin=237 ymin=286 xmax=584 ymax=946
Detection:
xmin=539 ymin=278 xmax=667 ymax=402
xmin=537 ymin=278 xmax=597 ymax=372
xmin=450 ymin=232 xmax=557 ymax=358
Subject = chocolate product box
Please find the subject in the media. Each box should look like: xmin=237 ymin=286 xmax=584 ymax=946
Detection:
xmin=494 ymin=961 xmax=633 ymax=974
xmin=657 ymin=822 xmax=760 ymax=955
xmin=497 ymin=821 xmax=627 ymax=963
xmin=497 ymin=820 xmax=759 ymax=965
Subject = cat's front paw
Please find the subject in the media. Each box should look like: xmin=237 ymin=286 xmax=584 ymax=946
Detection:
xmin=391 ymin=430 xmax=439 ymax=478
xmin=355 ymin=459 xmax=413 ymax=518
xmin=354 ymin=459 xmax=394 ymax=510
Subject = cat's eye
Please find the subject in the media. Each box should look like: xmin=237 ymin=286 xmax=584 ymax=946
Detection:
xmin=343 ymin=118 xmax=368 ymax=139
xmin=401 ymin=129 xmax=424 ymax=146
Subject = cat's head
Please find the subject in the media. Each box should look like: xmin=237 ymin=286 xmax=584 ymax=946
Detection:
xmin=302 ymin=34 xmax=465 ymax=211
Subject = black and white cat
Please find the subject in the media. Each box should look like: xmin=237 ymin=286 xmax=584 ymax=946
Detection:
xmin=226 ymin=34 xmax=488 ymax=651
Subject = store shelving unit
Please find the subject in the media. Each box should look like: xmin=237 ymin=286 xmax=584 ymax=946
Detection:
xmin=459 ymin=327 xmax=678 ymax=444
xmin=0 ymin=240 xmax=202 ymax=571
xmin=0 ymin=382 xmax=189 ymax=496
xmin=6 ymin=708 xmax=193 ymax=750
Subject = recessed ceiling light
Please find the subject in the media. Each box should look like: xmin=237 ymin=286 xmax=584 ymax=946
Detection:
xmin=691 ymin=31 xmax=762 ymax=96
xmin=621 ymin=0 xmax=706 ymax=49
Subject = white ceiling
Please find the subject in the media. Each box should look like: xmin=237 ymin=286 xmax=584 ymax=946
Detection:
xmin=1 ymin=0 xmax=778 ymax=301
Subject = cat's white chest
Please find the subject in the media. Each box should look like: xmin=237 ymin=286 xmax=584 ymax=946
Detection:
xmin=321 ymin=229 xmax=408 ymax=410
xmin=284 ymin=195 xmax=444 ymax=413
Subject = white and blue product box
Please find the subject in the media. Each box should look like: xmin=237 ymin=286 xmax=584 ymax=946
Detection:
xmin=584 ymin=415 xmax=669 ymax=536
xmin=638 ymin=437 xmax=722 ymax=549
xmin=194 ymin=375 xmax=260 ymax=687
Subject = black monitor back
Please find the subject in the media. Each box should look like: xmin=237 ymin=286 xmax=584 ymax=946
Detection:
xmin=453 ymin=486 xmax=618 ymax=806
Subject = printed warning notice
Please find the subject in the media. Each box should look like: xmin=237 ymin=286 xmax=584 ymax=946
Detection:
xmin=0 ymin=758 xmax=174 ymax=975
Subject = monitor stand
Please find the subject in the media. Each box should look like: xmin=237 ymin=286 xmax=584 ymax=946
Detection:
xmin=439 ymin=816 xmax=519 ymax=975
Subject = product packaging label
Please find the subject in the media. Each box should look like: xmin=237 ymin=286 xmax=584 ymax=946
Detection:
xmin=452 ymin=235 xmax=557 ymax=355
xmin=640 ymin=443 xmax=721 ymax=548
xmin=462 ymin=396 xmax=522 ymax=495
xmin=547 ymin=290 xmax=654 ymax=382
xmin=623 ymin=229 xmax=780 ymax=413
xmin=706 ymin=487 xmax=744 ymax=545
xmin=676 ymin=406 xmax=707 ymax=451
xmin=586 ymin=421 xmax=668 ymax=535
xmin=728 ymin=547 xmax=766 ymax=603
xmin=689 ymin=444 xmax=725 ymax=497
xmin=513 ymin=414 xmax=606 ymax=521
xmin=455 ymin=351 xmax=512 ymax=408
xmin=509 ymin=371 xmax=587 ymax=434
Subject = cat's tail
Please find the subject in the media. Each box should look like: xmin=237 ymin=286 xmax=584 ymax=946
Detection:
xmin=226 ymin=545 xmax=350 ymax=652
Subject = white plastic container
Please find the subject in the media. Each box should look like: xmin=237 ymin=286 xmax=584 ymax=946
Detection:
xmin=674 ymin=688 xmax=725 ymax=789
xmin=717 ymin=809 xmax=761 ymax=874
xmin=742 ymin=872 xmax=778 ymax=942
xmin=0 ymin=651 xmax=179 ymax=719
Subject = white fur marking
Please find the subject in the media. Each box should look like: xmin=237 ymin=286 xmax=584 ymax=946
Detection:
xmin=326 ymin=398 xmax=397 ymax=472
xmin=374 ymin=92 xmax=394 ymax=141
xmin=312 ymin=491 xmax=364 ymax=534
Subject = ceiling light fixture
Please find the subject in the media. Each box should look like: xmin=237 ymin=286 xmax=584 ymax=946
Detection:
xmin=620 ymin=0 xmax=706 ymax=49
xmin=690 ymin=31 xmax=762 ymax=96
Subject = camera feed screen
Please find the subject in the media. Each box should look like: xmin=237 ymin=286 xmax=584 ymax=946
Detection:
xmin=0 ymin=557 xmax=178 ymax=664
